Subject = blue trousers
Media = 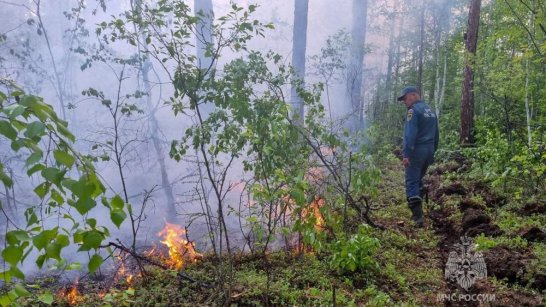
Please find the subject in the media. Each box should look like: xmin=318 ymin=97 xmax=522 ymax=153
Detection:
xmin=405 ymin=146 xmax=435 ymax=199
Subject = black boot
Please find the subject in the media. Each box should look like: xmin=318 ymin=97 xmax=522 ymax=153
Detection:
xmin=408 ymin=196 xmax=424 ymax=228
xmin=419 ymin=187 xmax=428 ymax=203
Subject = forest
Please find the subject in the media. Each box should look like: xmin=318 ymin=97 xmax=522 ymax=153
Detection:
xmin=0 ymin=0 xmax=545 ymax=306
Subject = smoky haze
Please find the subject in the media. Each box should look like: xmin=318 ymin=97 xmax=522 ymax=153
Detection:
xmin=0 ymin=0 xmax=459 ymax=277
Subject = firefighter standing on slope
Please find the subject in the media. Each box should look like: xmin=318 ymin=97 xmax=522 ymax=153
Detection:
xmin=398 ymin=86 xmax=439 ymax=228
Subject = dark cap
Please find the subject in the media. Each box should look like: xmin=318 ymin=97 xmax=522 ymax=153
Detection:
xmin=397 ymin=86 xmax=418 ymax=101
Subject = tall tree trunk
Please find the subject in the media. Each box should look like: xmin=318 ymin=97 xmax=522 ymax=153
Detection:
xmin=290 ymin=0 xmax=309 ymax=125
xmin=524 ymin=57 xmax=532 ymax=147
xmin=131 ymin=0 xmax=177 ymax=221
xmin=385 ymin=0 xmax=400 ymax=102
xmin=195 ymin=0 xmax=215 ymax=118
xmin=524 ymin=11 xmax=534 ymax=147
xmin=348 ymin=0 xmax=368 ymax=132
xmin=432 ymin=29 xmax=441 ymax=109
xmin=437 ymin=49 xmax=448 ymax=124
xmin=417 ymin=0 xmax=426 ymax=93
xmin=393 ymin=13 xmax=405 ymax=102
xmin=36 ymin=0 xmax=67 ymax=120
xmin=460 ymin=0 xmax=481 ymax=146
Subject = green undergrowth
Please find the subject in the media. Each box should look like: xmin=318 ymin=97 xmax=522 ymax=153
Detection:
xmin=11 ymin=154 xmax=546 ymax=306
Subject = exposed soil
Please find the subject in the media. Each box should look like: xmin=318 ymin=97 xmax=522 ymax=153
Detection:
xmin=458 ymin=198 xmax=485 ymax=212
xmin=436 ymin=182 xmax=467 ymax=197
xmin=424 ymin=160 xmax=543 ymax=306
xmin=484 ymin=246 xmax=531 ymax=284
xmin=461 ymin=208 xmax=503 ymax=237
xmin=520 ymin=227 xmax=546 ymax=243
xmin=519 ymin=201 xmax=546 ymax=215
xmin=529 ymin=273 xmax=546 ymax=291
xmin=466 ymin=224 xmax=503 ymax=237
xmin=461 ymin=208 xmax=491 ymax=230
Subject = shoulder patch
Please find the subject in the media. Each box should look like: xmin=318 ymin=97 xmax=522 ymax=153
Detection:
xmin=423 ymin=108 xmax=436 ymax=118
xmin=407 ymin=109 xmax=414 ymax=121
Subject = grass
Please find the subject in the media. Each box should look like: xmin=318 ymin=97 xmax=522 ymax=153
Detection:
xmin=10 ymin=158 xmax=545 ymax=306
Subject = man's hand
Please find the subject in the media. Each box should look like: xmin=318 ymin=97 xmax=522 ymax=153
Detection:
xmin=402 ymin=157 xmax=410 ymax=168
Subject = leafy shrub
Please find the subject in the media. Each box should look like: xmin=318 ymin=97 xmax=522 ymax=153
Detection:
xmin=0 ymin=85 xmax=127 ymax=305
xmin=329 ymin=225 xmax=380 ymax=273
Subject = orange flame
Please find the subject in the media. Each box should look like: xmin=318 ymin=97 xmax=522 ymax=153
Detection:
xmin=67 ymin=285 xmax=79 ymax=305
xmin=58 ymin=281 xmax=80 ymax=306
xmin=305 ymin=196 xmax=325 ymax=231
xmin=157 ymin=221 xmax=202 ymax=269
xmin=115 ymin=254 xmax=135 ymax=284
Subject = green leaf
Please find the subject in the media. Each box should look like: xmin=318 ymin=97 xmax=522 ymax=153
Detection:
xmin=25 ymin=209 xmax=39 ymax=227
xmin=88 ymin=254 xmax=103 ymax=273
xmin=79 ymin=231 xmax=103 ymax=251
xmin=10 ymin=266 xmax=24 ymax=280
xmin=0 ymin=294 xmax=12 ymax=306
xmin=53 ymin=150 xmax=75 ymax=168
xmin=290 ymin=188 xmax=305 ymax=205
xmin=36 ymin=255 xmax=46 ymax=268
xmin=6 ymin=231 xmax=30 ymax=245
xmin=41 ymin=167 xmax=66 ymax=186
xmin=66 ymin=177 xmax=93 ymax=198
xmin=56 ymin=122 xmax=75 ymax=142
xmin=38 ymin=292 xmax=54 ymax=305
xmin=27 ymin=163 xmax=45 ymax=176
xmin=0 ymin=270 xmax=12 ymax=283
xmin=74 ymin=197 xmax=96 ymax=215
xmin=0 ymin=120 xmax=17 ymax=140
xmin=45 ymin=243 xmax=62 ymax=260
xmin=110 ymin=210 xmax=126 ymax=228
xmin=66 ymin=262 xmax=81 ymax=271
xmin=33 ymin=182 xmax=50 ymax=199
xmin=14 ymin=284 xmax=30 ymax=297
xmin=4 ymin=104 xmax=26 ymax=119
xmin=50 ymin=189 xmax=64 ymax=204
xmin=73 ymin=230 xmax=83 ymax=244
xmin=33 ymin=229 xmax=57 ymax=250
xmin=25 ymin=121 xmax=46 ymax=138
xmin=56 ymin=234 xmax=70 ymax=247
xmin=18 ymin=94 xmax=38 ymax=107
xmin=1 ymin=246 xmax=23 ymax=266
xmin=0 ymin=167 xmax=13 ymax=187
xmin=25 ymin=151 xmax=43 ymax=166
xmin=111 ymin=195 xmax=124 ymax=209
xmin=87 ymin=218 xmax=97 ymax=229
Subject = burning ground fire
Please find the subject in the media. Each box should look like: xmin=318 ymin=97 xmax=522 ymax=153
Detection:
xmin=56 ymin=222 xmax=202 ymax=305
xmin=154 ymin=221 xmax=202 ymax=269
xmin=57 ymin=281 xmax=80 ymax=305
xmin=115 ymin=254 xmax=135 ymax=284
xmin=117 ymin=221 xmax=202 ymax=278
xmin=303 ymin=196 xmax=326 ymax=232
xmin=296 ymin=196 xmax=326 ymax=254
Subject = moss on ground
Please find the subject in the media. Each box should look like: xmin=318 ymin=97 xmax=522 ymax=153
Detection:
xmin=14 ymin=157 xmax=545 ymax=306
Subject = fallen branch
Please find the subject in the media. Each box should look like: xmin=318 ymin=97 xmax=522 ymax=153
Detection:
xmin=104 ymin=241 xmax=214 ymax=288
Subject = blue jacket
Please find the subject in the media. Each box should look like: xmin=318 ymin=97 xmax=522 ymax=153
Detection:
xmin=403 ymin=100 xmax=439 ymax=157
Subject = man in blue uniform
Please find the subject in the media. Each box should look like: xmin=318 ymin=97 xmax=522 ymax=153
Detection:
xmin=398 ymin=86 xmax=439 ymax=228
